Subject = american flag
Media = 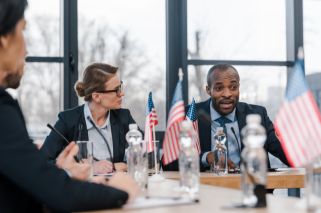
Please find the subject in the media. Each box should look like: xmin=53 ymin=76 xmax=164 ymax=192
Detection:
xmin=186 ymin=98 xmax=201 ymax=154
xmin=144 ymin=92 xmax=158 ymax=153
xmin=162 ymin=78 xmax=185 ymax=165
xmin=275 ymin=57 xmax=321 ymax=167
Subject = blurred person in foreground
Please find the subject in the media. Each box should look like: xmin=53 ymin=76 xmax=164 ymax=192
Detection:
xmin=41 ymin=63 xmax=136 ymax=174
xmin=0 ymin=0 xmax=138 ymax=212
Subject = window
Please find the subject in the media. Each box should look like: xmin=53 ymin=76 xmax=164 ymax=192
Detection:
xmin=304 ymin=0 xmax=321 ymax=110
xmin=188 ymin=0 xmax=286 ymax=61
xmin=11 ymin=63 xmax=62 ymax=139
xmin=25 ymin=0 xmax=61 ymax=56
xmin=304 ymin=0 xmax=321 ymax=74
xmin=78 ymin=0 xmax=166 ymax=130
xmin=19 ymin=0 xmax=63 ymax=139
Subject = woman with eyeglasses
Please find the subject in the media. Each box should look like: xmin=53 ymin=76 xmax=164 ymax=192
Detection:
xmin=41 ymin=63 xmax=136 ymax=174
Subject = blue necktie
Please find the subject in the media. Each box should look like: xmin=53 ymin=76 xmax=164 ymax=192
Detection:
xmin=215 ymin=117 xmax=232 ymax=135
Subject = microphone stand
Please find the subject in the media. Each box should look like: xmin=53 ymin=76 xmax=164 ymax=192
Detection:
xmin=152 ymin=123 xmax=158 ymax=174
xmin=47 ymin=123 xmax=81 ymax=163
xmin=86 ymin=116 xmax=115 ymax=172
xmin=149 ymin=123 xmax=164 ymax=182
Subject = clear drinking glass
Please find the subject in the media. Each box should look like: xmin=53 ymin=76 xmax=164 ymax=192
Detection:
xmin=306 ymin=157 xmax=321 ymax=211
xmin=76 ymin=141 xmax=94 ymax=178
xmin=148 ymin=140 xmax=160 ymax=174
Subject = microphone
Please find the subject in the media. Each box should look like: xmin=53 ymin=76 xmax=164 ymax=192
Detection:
xmin=47 ymin=124 xmax=70 ymax=145
xmin=86 ymin=116 xmax=115 ymax=172
xmin=47 ymin=123 xmax=80 ymax=163
xmin=231 ymin=126 xmax=241 ymax=168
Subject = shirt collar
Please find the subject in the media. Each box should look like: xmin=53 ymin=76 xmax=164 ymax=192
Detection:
xmin=84 ymin=102 xmax=109 ymax=130
xmin=209 ymin=100 xmax=236 ymax=122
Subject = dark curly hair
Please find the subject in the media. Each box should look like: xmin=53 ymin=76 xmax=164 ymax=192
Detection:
xmin=0 ymin=0 xmax=28 ymax=36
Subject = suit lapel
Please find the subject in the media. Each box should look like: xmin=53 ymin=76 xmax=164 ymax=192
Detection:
xmin=236 ymin=103 xmax=246 ymax=149
xmin=197 ymin=99 xmax=212 ymax=152
xmin=110 ymin=110 xmax=120 ymax=162
xmin=74 ymin=106 xmax=89 ymax=141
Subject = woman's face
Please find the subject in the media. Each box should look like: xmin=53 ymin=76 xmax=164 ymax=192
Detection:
xmin=0 ymin=18 xmax=26 ymax=88
xmin=96 ymin=75 xmax=124 ymax=110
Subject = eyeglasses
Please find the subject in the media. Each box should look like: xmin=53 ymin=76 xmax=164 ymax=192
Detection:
xmin=96 ymin=81 xmax=123 ymax=96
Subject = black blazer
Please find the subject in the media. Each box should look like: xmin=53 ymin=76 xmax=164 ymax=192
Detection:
xmin=0 ymin=88 xmax=128 ymax=213
xmin=41 ymin=105 xmax=136 ymax=163
xmin=163 ymin=98 xmax=289 ymax=171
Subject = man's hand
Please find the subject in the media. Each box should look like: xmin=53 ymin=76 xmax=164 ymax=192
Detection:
xmin=207 ymin=153 xmax=237 ymax=171
xmin=108 ymin=172 xmax=139 ymax=202
xmin=89 ymin=176 xmax=108 ymax=185
xmin=206 ymin=152 xmax=215 ymax=165
xmin=114 ymin=162 xmax=127 ymax=172
xmin=93 ymin=160 xmax=113 ymax=174
xmin=227 ymin=159 xmax=237 ymax=170
xmin=56 ymin=142 xmax=91 ymax=181
xmin=56 ymin=142 xmax=78 ymax=168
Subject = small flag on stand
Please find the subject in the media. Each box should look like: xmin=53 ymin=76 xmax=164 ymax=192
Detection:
xmin=275 ymin=48 xmax=321 ymax=167
xmin=162 ymin=69 xmax=185 ymax=165
xmin=186 ymin=98 xmax=201 ymax=154
xmin=144 ymin=92 xmax=159 ymax=153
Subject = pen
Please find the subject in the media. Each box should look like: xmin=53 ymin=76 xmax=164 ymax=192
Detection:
xmin=145 ymin=196 xmax=181 ymax=200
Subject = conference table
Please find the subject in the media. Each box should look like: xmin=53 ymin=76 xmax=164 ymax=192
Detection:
xmin=78 ymin=177 xmax=308 ymax=213
xmin=163 ymin=168 xmax=305 ymax=190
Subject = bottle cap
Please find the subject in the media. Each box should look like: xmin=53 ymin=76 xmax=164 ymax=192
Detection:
xmin=216 ymin=127 xmax=224 ymax=133
xmin=181 ymin=120 xmax=192 ymax=131
xmin=129 ymin=123 xmax=138 ymax=130
xmin=246 ymin=114 xmax=261 ymax=124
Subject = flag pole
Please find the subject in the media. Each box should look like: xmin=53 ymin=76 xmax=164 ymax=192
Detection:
xmin=150 ymin=123 xmax=165 ymax=182
xmin=152 ymin=123 xmax=158 ymax=174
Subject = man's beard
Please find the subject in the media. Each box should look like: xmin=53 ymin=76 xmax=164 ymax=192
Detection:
xmin=5 ymin=72 xmax=22 ymax=89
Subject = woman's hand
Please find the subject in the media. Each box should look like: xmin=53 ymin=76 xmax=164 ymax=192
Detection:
xmin=93 ymin=160 xmax=113 ymax=174
xmin=114 ymin=162 xmax=127 ymax=172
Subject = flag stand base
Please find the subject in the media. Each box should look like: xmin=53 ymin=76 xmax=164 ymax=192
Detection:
xmin=149 ymin=173 xmax=165 ymax=182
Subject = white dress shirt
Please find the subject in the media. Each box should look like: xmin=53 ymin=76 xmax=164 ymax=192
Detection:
xmin=84 ymin=103 xmax=114 ymax=160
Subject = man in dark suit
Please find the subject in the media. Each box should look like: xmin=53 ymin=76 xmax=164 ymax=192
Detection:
xmin=199 ymin=64 xmax=289 ymax=171
xmin=163 ymin=64 xmax=288 ymax=171
xmin=0 ymin=0 xmax=138 ymax=212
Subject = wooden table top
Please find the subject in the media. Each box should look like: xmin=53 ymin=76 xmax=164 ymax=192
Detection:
xmin=163 ymin=168 xmax=305 ymax=189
